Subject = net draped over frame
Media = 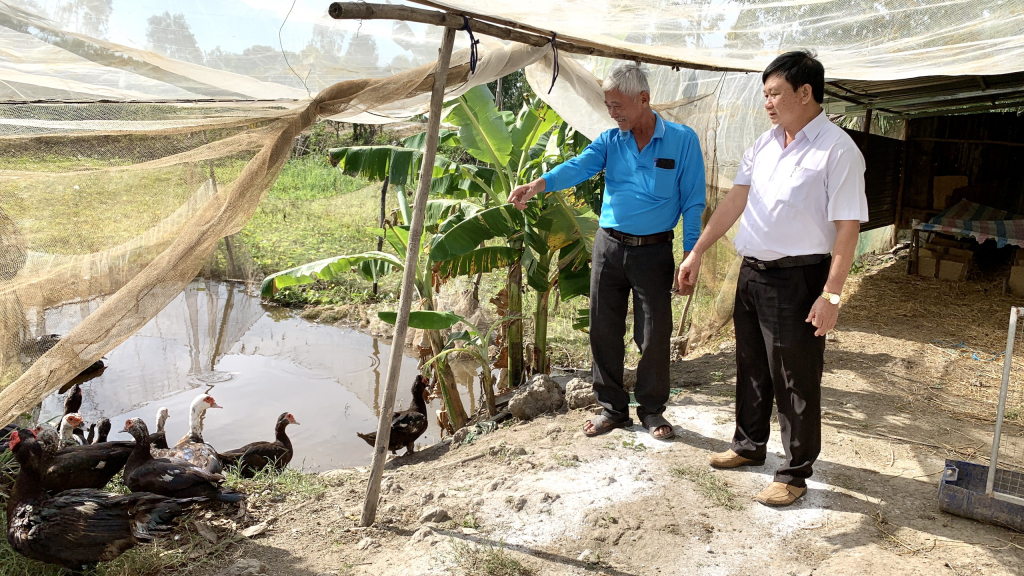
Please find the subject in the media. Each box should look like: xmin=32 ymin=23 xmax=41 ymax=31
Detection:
xmin=1 ymin=0 xmax=1022 ymax=424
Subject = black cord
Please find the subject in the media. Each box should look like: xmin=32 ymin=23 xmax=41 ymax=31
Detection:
xmin=548 ymin=32 xmax=560 ymax=94
xmin=461 ymin=16 xmax=480 ymax=75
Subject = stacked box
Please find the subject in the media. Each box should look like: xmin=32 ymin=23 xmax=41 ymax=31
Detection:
xmin=1010 ymin=250 xmax=1024 ymax=296
xmin=918 ymin=237 xmax=973 ymax=281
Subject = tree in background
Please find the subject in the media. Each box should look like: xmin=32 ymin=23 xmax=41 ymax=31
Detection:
xmin=145 ymin=12 xmax=204 ymax=65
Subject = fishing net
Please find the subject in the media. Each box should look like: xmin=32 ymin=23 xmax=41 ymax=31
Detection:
xmin=2 ymin=0 xmax=1023 ymax=424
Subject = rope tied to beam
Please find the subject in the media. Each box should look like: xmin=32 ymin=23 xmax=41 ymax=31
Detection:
xmin=460 ymin=16 xmax=480 ymax=75
xmin=548 ymin=32 xmax=560 ymax=94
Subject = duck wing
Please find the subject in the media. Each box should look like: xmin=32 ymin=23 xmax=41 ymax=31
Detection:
xmin=42 ymin=442 xmax=134 ymax=491
xmin=235 ymin=442 xmax=291 ymax=477
xmin=7 ymin=489 xmax=204 ymax=569
xmin=386 ymin=410 xmax=428 ymax=450
xmin=154 ymin=442 xmax=223 ymax=474
xmin=125 ymin=457 xmax=224 ymax=499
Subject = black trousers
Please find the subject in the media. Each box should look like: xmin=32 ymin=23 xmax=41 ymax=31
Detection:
xmin=590 ymin=228 xmax=675 ymax=423
xmin=731 ymin=257 xmax=830 ymax=487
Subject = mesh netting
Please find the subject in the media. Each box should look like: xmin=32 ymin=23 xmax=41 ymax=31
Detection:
xmin=2 ymin=0 xmax=1023 ymax=424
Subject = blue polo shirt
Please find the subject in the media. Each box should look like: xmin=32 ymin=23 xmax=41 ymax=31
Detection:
xmin=540 ymin=113 xmax=706 ymax=251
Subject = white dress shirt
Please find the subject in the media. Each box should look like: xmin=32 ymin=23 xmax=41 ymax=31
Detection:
xmin=733 ymin=110 xmax=868 ymax=261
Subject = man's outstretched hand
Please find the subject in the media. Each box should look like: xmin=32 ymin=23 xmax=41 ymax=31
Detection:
xmin=508 ymin=179 xmax=545 ymax=210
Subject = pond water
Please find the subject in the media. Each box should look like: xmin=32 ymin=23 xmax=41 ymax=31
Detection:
xmin=34 ymin=281 xmax=479 ymax=471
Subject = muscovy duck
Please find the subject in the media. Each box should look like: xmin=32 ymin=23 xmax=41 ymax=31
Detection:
xmin=154 ymin=395 xmax=223 ymax=473
xmin=149 ymin=407 xmax=170 ymax=450
xmin=357 ymin=375 xmax=430 ymax=456
xmin=63 ymin=384 xmax=87 ymax=445
xmin=33 ymin=334 xmax=105 ymax=380
xmin=92 ymin=418 xmax=111 ymax=444
xmin=121 ymin=418 xmax=243 ymax=502
xmin=218 ymin=412 xmax=299 ymax=478
xmin=57 ymin=413 xmax=83 ymax=449
xmin=5 ymin=430 xmax=205 ymax=571
xmin=38 ymin=426 xmax=135 ymax=492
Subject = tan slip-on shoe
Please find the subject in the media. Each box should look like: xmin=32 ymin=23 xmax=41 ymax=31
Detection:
xmin=754 ymin=482 xmax=807 ymax=507
xmin=708 ymin=449 xmax=766 ymax=469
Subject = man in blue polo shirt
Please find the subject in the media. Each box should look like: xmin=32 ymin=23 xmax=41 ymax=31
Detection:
xmin=509 ymin=64 xmax=705 ymax=440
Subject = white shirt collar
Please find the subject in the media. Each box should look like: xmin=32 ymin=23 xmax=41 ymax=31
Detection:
xmin=773 ymin=108 xmax=828 ymax=146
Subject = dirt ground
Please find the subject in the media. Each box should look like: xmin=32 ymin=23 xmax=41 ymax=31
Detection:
xmin=200 ymin=257 xmax=1024 ymax=576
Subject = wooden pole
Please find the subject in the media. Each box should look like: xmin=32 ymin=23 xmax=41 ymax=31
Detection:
xmin=327 ymin=2 xmax=752 ymax=73
xmin=360 ymin=26 xmax=457 ymax=528
xmin=372 ymin=176 xmax=389 ymax=296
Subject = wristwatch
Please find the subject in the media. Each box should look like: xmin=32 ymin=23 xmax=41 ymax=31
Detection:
xmin=820 ymin=291 xmax=840 ymax=305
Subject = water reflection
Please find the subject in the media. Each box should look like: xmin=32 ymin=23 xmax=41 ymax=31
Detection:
xmin=33 ymin=281 xmax=476 ymax=470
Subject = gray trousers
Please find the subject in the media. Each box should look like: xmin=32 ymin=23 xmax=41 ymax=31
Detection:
xmin=590 ymin=228 xmax=675 ymax=423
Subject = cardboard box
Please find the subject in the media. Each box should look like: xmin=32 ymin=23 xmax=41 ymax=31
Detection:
xmin=1011 ymin=266 xmax=1024 ymax=297
xmin=917 ymin=243 xmax=972 ymax=281
xmin=933 ymin=176 xmax=969 ymax=210
xmin=938 ymin=260 xmax=967 ymax=281
xmin=919 ymin=255 xmax=938 ymax=278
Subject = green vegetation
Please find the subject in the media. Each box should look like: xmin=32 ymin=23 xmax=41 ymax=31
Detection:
xmin=670 ymin=465 xmax=745 ymax=510
xmin=444 ymin=538 xmax=534 ymax=576
xmin=223 ymin=464 xmax=328 ymax=503
xmin=239 ymin=155 xmax=385 ymax=287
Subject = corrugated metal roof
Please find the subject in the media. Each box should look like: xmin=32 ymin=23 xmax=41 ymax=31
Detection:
xmin=823 ymin=72 xmax=1024 ymax=117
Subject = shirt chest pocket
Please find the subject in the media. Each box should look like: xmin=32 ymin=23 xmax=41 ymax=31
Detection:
xmin=651 ymin=164 xmax=677 ymax=199
xmin=778 ymin=164 xmax=824 ymax=207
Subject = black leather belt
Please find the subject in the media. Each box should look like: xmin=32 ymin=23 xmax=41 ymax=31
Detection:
xmin=603 ymin=228 xmax=674 ymax=247
xmin=743 ymin=253 xmax=830 ymax=270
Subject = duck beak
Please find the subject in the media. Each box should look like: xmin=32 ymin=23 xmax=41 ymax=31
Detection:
xmin=291 ymin=418 xmax=301 ymax=425
xmin=119 ymin=424 xmax=129 ymax=433
xmin=209 ymin=402 xmax=223 ymax=409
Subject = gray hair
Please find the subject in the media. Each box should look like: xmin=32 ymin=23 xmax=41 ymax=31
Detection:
xmin=602 ymin=64 xmax=651 ymax=98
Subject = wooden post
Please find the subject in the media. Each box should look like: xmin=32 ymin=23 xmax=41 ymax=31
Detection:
xmin=862 ymin=108 xmax=873 ymax=133
xmin=372 ymin=176 xmax=389 ymax=296
xmin=360 ymin=26 xmax=457 ymax=528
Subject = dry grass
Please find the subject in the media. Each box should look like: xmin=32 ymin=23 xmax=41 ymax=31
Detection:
xmin=442 ymin=538 xmax=534 ymax=576
xmin=670 ymin=465 xmax=744 ymax=510
xmin=840 ymin=253 xmax=1021 ymax=423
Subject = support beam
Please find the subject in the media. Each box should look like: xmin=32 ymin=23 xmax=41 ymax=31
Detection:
xmin=359 ymin=26 xmax=458 ymax=528
xmin=328 ymin=2 xmax=753 ymax=73
xmin=862 ymin=108 xmax=873 ymax=133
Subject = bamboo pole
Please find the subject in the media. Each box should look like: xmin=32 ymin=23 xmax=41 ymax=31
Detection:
xmin=360 ymin=26 xmax=457 ymax=528
xmin=372 ymin=176 xmax=389 ymax=296
xmin=327 ymin=2 xmax=752 ymax=73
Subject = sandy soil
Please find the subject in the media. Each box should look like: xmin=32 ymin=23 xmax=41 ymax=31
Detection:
xmin=198 ymin=258 xmax=1024 ymax=576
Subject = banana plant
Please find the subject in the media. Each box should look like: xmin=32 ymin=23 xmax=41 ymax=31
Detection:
xmin=259 ymin=198 xmax=494 ymax=431
xmin=320 ymin=85 xmax=599 ymax=382
xmin=380 ymin=311 xmax=520 ymax=418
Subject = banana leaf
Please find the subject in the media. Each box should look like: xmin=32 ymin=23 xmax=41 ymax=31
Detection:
xmin=572 ymin=308 xmax=590 ymax=331
xmin=535 ymin=193 xmax=599 ymax=252
xmin=327 ymin=146 xmax=421 ymax=188
xmin=402 ymin=129 xmax=459 ymax=150
xmin=436 ymin=246 xmax=519 ymax=278
xmin=444 ymin=85 xmax=513 ymax=168
xmin=428 ymin=204 xmax=525 ymax=261
xmin=377 ymin=310 xmax=463 ymax=330
xmin=512 ymin=103 xmax=559 ymax=154
xmin=260 ymin=251 xmax=404 ymax=297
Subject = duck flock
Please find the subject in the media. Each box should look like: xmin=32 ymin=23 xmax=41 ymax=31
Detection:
xmin=1 ymin=373 xmax=434 ymax=571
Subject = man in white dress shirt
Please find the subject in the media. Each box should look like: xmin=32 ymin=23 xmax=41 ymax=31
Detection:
xmin=678 ymin=50 xmax=868 ymax=507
